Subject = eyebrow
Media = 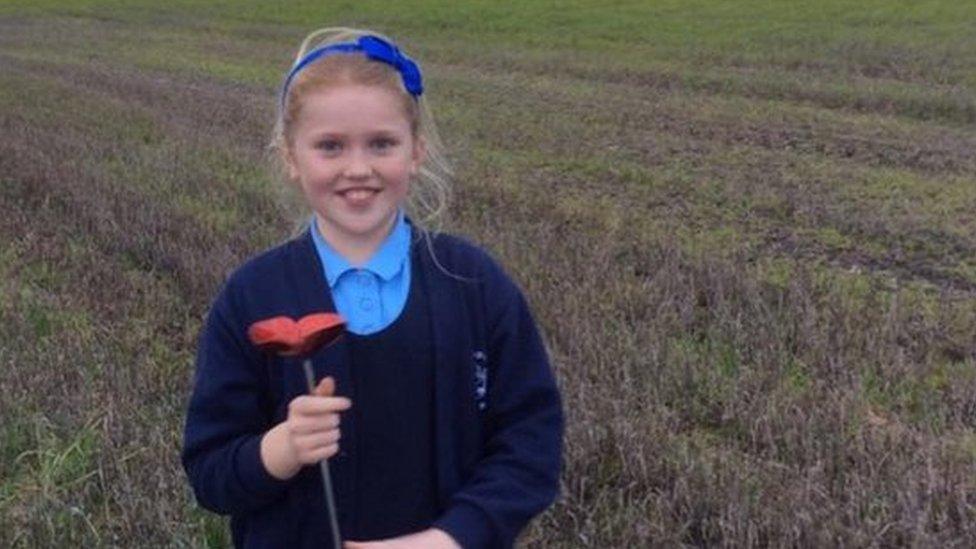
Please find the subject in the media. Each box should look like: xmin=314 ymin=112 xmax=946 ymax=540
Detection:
xmin=309 ymin=128 xmax=405 ymax=140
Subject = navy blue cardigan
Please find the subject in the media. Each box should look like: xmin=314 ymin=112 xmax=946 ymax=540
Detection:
xmin=182 ymin=229 xmax=563 ymax=548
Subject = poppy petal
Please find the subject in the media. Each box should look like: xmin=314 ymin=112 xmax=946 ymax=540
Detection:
xmin=248 ymin=313 xmax=346 ymax=358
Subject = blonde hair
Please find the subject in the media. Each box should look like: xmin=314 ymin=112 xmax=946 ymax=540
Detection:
xmin=269 ymin=27 xmax=453 ymax=238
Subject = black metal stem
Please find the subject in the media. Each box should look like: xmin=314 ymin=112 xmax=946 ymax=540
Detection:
xmin=303 ymin=358 xmax=342 ymax=548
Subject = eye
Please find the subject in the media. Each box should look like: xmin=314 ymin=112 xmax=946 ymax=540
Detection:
xmin=315 ymin=139 xmax=343 ymax=154
xmin=370 ymin=137 xmax=398 ymax=152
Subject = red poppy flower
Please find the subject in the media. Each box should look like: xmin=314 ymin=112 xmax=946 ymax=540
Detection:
xmin=247 ymin=313 xmax=346 ymax=357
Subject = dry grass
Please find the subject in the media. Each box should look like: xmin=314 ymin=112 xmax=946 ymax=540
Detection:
xmin=2 ymin=1 xmax=975 ymax=547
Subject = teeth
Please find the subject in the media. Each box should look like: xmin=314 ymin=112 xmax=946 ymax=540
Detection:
xmin=343 ymin=189 xmax=377 ymax=201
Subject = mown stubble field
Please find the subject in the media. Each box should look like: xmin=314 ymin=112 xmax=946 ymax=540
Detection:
xmin=2 ymin=1 xmax=975 ymax=547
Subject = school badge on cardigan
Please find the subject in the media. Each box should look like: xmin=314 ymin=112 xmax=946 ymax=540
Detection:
xmin=473 ymin=350 xmax=488 ymax=411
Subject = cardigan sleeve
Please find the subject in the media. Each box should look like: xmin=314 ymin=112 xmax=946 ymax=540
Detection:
xmin=435 ymin=257 xmax=564 ymax=548
xmin=181 ymin=279 xmax=292 ymax=515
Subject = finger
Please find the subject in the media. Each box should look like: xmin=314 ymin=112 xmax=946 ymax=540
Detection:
xmin=292 ymin=428 xmax=341 ymax=448
xmin=313 ymin=376 xmax=335 ymax=397
xmin=290 ymin=395 xmax=352 ymax=415
xmin=295 ymin=442 xmax=340 ymax=464
xmin=290 ymin=410 xmax=341 ymax=430
xmin=293 ymin=435 xmax=337 ymax=455
xmin=292 ymin=428 xmax=340 ymax=447
xmin=290 ymin=420 xmax=337 ymax=437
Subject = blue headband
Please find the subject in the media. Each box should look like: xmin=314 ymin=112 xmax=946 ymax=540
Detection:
xmin=280 ymin=35 xmax=423 ymax=107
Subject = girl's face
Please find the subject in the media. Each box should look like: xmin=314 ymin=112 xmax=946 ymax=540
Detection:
xmin=285 ymin=83 xmax=424 ymax=249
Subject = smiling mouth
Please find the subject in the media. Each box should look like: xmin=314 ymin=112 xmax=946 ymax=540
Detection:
xmin=337 ymin=187 xmax=381 ymax=203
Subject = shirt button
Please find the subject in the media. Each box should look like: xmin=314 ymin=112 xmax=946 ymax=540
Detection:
xmin=360 ymin=297 xmax=374 ymax=311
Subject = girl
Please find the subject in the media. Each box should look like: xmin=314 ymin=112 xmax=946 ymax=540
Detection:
xmin=182 ymin=28 xmax=563 ymax=549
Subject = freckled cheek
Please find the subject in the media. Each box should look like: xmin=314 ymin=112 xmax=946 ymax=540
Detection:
xmin=387 ymin=170 xmax=412 ymax=184
xmin=301 ymin=164 xmax=343 ymax=186
xmin=375 ymin=162 xmax=414 ymax=184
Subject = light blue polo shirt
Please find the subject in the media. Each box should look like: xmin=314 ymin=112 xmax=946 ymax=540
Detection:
xmin=310 ymin=212 xmax=411 ymax=335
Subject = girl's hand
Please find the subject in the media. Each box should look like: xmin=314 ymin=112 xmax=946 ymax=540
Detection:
xmin=260 ymin=376 xmax=352 ymax=480
xmin=344 ymin=528 xmax=460 ymax=549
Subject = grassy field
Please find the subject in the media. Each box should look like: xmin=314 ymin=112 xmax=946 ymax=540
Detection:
xmin=2 ymin=0 xmax=975 ymax=546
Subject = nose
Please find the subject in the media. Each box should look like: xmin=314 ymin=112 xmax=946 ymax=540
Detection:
xmin=343 ymin=149 xmax=373 ymax=180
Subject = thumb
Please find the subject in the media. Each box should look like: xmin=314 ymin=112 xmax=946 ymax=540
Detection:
xmin=313 ymin=376 xmax=335 ymax=397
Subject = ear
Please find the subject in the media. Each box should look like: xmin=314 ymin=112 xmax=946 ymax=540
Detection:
xmin=411 ymin=135 xmax=427 ymax=176
xmin=281 ymin=145 xmax=300 ymax=182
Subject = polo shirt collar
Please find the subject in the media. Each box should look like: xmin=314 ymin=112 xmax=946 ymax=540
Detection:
xmin=310 ymin=210 xmax=410 ymax=288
